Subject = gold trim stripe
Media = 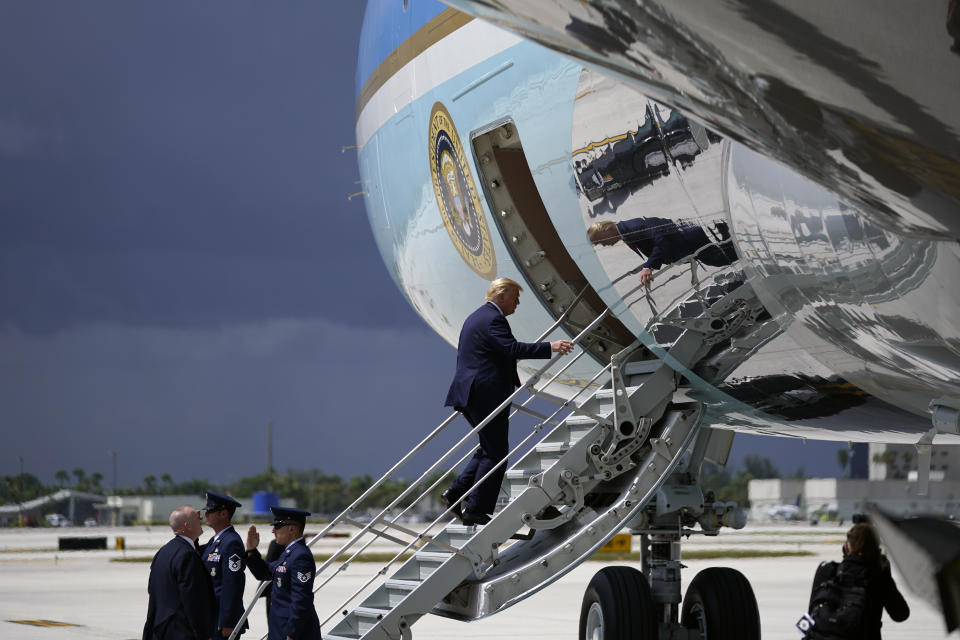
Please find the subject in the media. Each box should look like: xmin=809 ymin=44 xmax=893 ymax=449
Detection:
xmin=355 ymin=8 xmax=473 ymax=121
xmin=571 ymin=133 xmax=630 ymax=156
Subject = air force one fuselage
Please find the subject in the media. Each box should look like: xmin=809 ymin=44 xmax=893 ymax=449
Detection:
xmin=350 ymin=2 xmax=960 ymax=637
xmin=356 ymin=1 xmax=960 ymax=446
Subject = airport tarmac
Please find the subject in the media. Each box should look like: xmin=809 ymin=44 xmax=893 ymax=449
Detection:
xmin=0 ymin=523 xmax=954 ymax=639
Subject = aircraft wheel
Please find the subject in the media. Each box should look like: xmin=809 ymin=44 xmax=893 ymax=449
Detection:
xmin=578 ymin=566 xmax=657 ymax=640
xmin=681 ymin=567 xmax=760 ymax=640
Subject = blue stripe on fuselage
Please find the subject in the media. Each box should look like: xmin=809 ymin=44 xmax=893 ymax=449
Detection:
xmin=355 ymin=0 xmax=448 ymax=102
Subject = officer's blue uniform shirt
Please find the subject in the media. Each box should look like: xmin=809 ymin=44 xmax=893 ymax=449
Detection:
xmin=201 ymin=525 xmax=247 ymax=635
xmin=247 ymin=537 xmax=321 ymax=640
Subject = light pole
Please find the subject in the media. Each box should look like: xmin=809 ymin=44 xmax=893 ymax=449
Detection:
xmin=108 ymin=450 xmax=117 ymax=526
xmin=17 ymin=455 xmax=24 ymax=527
xmin=109 ymin=450 xmax=117 ymax=495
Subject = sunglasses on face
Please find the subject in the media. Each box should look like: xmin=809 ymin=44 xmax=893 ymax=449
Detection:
xmin=272 ymin=520 xmax=296 ymax=529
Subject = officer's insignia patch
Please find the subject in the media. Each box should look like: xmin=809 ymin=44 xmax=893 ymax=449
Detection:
xmin=228 ymin=554 xmax=241 ymax=572
xmin=429 ymin=102 xmax=496 ymax=280
xmin=297 ymin=571 xmax=311 ymax=583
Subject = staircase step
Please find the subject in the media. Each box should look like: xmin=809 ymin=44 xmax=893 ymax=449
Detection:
xmin=544 ymin=415 xmax=598 ymax=443
xmin=505 ymin=468 xmax=538 ymax=499
xmin=323 ymin=633 xmax=360 ymax=640
xmin=393 ymin=551 xmax=451 ymax=581
xmin=440 ymin=523 xmax=477 ymax=547
xmin=382 ymin=578 xmax=422 ymax=607
xmin=353 ymin=604 xmax=390 ymax=621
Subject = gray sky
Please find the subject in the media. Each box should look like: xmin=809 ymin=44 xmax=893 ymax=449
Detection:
xmin=0 ymin=1 xmax=843 ymax=489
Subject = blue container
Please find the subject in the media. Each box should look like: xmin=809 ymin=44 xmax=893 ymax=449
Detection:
xmin=252 ymin=491 xmax=279 ymax=515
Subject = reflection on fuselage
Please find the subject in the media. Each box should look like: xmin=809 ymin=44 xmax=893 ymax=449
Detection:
xmin=570 ymin=67 xmax=960 ymax=427
xmin=573 ymin=103 xmax=716 ymax=203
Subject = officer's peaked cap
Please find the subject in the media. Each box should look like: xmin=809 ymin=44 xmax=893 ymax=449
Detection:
xmin=205 ymin=491 xmax=242 ymax=512
xmin=271 ymin=506 xmax=310 ymax=527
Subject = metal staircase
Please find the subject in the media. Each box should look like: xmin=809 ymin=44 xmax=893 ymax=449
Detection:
xmin=229 ymin=253 xmax=782 ymax=640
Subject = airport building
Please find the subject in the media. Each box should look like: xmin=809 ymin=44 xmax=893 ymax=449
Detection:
xmin=749 ymin=444 xmax=960 ymax=521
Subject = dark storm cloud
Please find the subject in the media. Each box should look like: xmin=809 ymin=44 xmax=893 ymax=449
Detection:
xmin=0 ymin=1 xmax=402 ymax=334
xmin=0 ymin=1 xmax=847 ymax=486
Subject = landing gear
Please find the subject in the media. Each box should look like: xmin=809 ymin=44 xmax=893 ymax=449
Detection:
xmin=681 ymin=567 xmax=760 ymax=640
xmin=579 ymin=566 xmax=657 ymax=640
xmin=577 ymin=468 xmax=757 ymax=639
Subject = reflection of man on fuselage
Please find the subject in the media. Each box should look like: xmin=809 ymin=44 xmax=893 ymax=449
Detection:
xmin=588 ymin=217 xmax=737 ymax=285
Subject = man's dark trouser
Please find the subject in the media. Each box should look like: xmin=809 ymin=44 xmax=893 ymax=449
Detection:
xmin=448 ymin=402 xmax=509 ymax=515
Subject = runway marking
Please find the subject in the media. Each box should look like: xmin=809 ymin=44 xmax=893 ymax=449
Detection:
xmin=8 ymin=619 xmax=80 ymax=627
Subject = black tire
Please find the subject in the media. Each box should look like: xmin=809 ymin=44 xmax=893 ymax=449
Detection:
xmin=578 ymin=566 xmax=657 ymax=640
xmin=681 ymin=567 xmax=760 ymax=640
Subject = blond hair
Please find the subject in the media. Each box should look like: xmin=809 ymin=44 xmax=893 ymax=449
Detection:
xmin=486 ymin=277 xmax=522 ymax=301
xmin=587 ymin=220 xmax=617 ymax=243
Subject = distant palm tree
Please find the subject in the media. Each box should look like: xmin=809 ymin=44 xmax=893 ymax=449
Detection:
xmin=836 ymin=448 xmax=849 ymax=477
xmin=72 ymin=468 xmax=87 ymax=490
xmin=160 ymin=473 xmax=174 ymax=495
xmin=143 ymin=475 xmax=157 ymax=494
xmin=55 ymin=470 xmax=69 ymax=488
xmin=90 ymin=472 xmax=104 ymax=493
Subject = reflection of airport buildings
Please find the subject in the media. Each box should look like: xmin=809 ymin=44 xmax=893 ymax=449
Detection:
xmin=573 ymin=104 xmax=714 ymax=202
xmin=749 ymin=444 xmax=960 ymax=521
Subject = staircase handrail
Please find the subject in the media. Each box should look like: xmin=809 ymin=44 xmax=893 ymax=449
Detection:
xmin=228 ymin=286 xmax=607 ymax=640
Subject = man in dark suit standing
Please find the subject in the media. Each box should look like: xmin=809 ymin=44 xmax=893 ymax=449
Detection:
xmin=443 ymin=277 xmax=573 ymax=526
xmin=144 ymin=506 xmax=215 ymax=640
xmin=200 ymin=492 xmax=247 ymax=639
xmin=245 ymin=507 xmax=321 ymax=640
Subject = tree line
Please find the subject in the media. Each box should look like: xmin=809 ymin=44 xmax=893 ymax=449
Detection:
xmin=0 ymin=468 xmax=446 ymax=515
xmin=4 ymin=450 xmax=863 ymax=511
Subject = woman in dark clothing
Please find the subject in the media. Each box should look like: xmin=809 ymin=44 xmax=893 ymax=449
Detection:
xmin=807 ymin=522 xmax=910 ymax=639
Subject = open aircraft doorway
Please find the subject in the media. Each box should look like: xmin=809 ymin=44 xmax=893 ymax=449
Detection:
xmin=471 ymin=120 xmax=638 ymax=368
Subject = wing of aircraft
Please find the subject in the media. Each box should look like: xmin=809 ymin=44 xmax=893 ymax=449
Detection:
xmin=233 ymin=3 xmax=960 ymax=639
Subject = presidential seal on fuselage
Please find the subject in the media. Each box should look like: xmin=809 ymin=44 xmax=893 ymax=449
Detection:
xmin=429 ymin=102 xmax=496 ymax=280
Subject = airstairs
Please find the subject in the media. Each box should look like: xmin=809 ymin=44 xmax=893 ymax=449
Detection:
xmin=229 ymin=253 xmax=781 ymax=640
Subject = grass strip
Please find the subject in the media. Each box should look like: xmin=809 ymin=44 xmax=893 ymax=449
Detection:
xmin=590 ymin=549 xmax=815 ymax=562
xmin=112 ymin=552 xmax=416 ymax=564
xmin=114 ymin=549 xmax=814 ymax=564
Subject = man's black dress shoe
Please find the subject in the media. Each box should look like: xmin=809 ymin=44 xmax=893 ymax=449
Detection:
xmin=441 ymin=489 xmax=464 ymax=521
xmin=462 ymin=510 xmax=491 ymax=526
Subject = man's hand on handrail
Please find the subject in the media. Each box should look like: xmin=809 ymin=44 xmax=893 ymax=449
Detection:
xmin=551 ymin=340 xmax=574 ymax=355
xmin=639 ymin=267 xmax=654 ymax=286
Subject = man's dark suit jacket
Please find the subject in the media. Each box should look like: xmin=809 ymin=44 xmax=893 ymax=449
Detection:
xmin=616 ymin=217 xmax=735 ymax=270
xmin=444 ymin=301 xmax=551 ymax=416
xmin=143 ymin=536 xmax=215 ymax=640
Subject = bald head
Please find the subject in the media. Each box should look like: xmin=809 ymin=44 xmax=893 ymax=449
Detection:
xmin=169 ymin=506 xmax=203 ymax=540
